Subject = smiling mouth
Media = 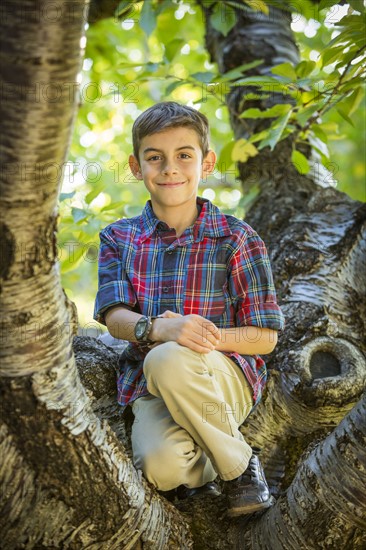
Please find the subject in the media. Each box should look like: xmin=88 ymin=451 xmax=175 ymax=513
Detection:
xmin=157 ymin=181 xmax=186 ymax=187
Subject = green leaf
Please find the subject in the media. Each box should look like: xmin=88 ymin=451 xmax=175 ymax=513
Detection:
xmin=335 ymin=15 xmax=365 ymax=30
xmin=271 ymin=62 xmax=297 ymax=81
xmin=232 ymin=139 xmax=258 ymax=162
xmin=210 ymin=2 xmax=237 ymax=36
xmin=217 ymin=141 xmax=236 ymax=171
xmin=101 ymin=201 xmax=126 ymax=212
xmin=155 ymin=0 xmax=173 ymax=16
xmin=295 ymin=104 xmax=319 ymax=127
xmin=165 ymin=80 xmax=186 ymax=94
xmin=336 ymin=107 xmax=355 ymax=127
xmin=71 ymin=208 xmax=88 ymax=223
xmin=243 ymin=0 xmax=269 ymax=14
xmin=321 ymin=45 xmax=346 ymax=68
xmin=138 ymin=62 xmax=160 ymax=74
xmin=258 ymin=111 xmax=291 ymax=150
xmin=317 ymin=122 xmax=339 ymax=135
xmin=340 ymin=87 xmax=365 ymax=117
xmin=295 ymin=60 xmax=316 ymax=78
xmin=217 ymin=60 xmax=263 ymax=82
xmin=340 ymin=78 xmax=366 ymax=93
xmin=348 ymin=0 xmax=365 ymax=12
xmin=311 ymin=124 xmax=328 ymax=144
xmin=291 ymin=150 xmax=310 ymax=175
xmin=85 ymin=182 xmax=105 ymax=205
xmin=248 ymin=128 xmax=272 ymax=144
xmin=117 ymin=61 xmax=155 ymax=68
xmin=234 ymin=75 xmax=283 ymax=86
xmin=164 ymin=39 xmax=185 ymax=62
xmin=190 ymin=71 xmax=216 ymax=83
xmin=240 ymin=103 xmax=292 ymax=118
xmin=59 ymin=191 xmax=76 ymax=202
xmin=115 ymin=0 xmax=134 ymax=18
xmin=139 ymin=0 xmax=156 ymax=37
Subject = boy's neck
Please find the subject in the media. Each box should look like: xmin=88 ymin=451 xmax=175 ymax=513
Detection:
xmin=151 ymin=200 xmax=200 ymax=238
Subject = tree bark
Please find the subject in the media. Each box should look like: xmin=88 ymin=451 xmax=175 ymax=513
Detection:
xmin=198 ymin=1 xmax=366 ymax=547
xmin=0 ymin=1 xmax=191 ymax=548
xmin=235 ymin=394 xmax=366 ymax=549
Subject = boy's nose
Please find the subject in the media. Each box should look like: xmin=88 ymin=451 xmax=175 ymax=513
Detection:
xmin=161 ymin=162 xmax=178 ymax=175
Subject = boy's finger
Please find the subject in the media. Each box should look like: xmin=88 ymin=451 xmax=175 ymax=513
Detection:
xmin=191 ymin=331 xmax=217 ymax=350
xmin=161 ymin=310 xmax=182 ymax=318
xmin=188 ymin=342 xmax=214 ymax=354
xmin=205 ymin=322 xmax=221 ymax=338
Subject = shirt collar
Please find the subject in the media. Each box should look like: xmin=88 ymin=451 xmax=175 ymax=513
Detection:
xmin=139 ymin=197 xmax=232 ymax=243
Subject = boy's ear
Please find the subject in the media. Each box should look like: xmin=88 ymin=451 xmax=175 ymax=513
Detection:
xmin=201 ymin=150 xmax=216 ymax=178
xmin=129 ymin=154 xmax=143 ymax=180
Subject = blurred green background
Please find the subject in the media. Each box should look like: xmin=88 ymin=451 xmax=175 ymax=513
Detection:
xmin=58 ymin=1 xmax=365 ymax=332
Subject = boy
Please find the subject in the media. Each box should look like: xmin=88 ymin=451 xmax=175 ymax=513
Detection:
xmin=94 ymin=101 xmax=285 ymax=516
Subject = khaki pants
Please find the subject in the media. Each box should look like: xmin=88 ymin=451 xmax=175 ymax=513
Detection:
xmin=131 ymin=342 xmax=253 ymax=491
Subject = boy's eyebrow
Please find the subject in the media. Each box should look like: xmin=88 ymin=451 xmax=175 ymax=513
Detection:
xmin=142 ymin=145 xmax=196 ymax=154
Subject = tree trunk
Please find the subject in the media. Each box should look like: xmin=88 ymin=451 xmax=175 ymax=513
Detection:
xmin=198 ymin=2 xmax=366 ymax=547
xmin=235 ymin=394 xmax=366 ymax=549
xmin=0 ymin=2 xmax=191 ymax=548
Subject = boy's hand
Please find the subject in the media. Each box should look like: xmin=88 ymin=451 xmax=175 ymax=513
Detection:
xmin=159 ymin=310 xmax=183 ymax=319
xmin=151 ymin=311 xmax=221 ymax=354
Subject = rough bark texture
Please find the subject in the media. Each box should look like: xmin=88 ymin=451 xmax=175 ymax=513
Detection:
xmin=0 ymin=1 xmax=191 ymax=548
xmin=236 ymin=394 xmax=366 ymax=549
xmin=197 ymin=2 xmax=366 ymax=547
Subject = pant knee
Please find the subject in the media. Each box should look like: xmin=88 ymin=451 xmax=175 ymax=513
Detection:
xmin=136 ymin=440 xmax=195 ymax=491
xmin=143 ymin=342 xmax=204 ymax=388
xmin=144 ymin=341 xmax=181 ymax=371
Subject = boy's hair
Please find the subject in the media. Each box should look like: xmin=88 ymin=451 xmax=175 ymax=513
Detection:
xmin=132 ymin=101 xmax=210 ymax=161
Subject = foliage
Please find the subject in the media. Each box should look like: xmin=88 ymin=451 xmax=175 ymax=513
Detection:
xmin=59 ymin=0 xmax=365 ymax=325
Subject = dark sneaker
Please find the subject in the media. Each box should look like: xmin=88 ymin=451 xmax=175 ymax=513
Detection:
xmin=176 ymin=481 xmax=221 ymax=500
xmin=224 ymin=454 xmax=274 ymax=516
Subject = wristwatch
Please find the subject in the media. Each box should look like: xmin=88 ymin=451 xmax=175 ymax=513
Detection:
xmin=134 ymin=315 xmax=158 ymax=344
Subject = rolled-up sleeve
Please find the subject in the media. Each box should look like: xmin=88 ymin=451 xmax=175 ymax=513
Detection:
xmin=229 ymin=233 xmax=285 ymax=330
xmin=93 ymin=228 xmax=137 ymax=325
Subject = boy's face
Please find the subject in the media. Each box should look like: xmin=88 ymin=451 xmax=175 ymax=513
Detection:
xmin=129 ymin=126 xmax=216 ymax=213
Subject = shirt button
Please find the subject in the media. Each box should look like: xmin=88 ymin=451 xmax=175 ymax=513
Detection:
xmin=167 ymin=249 xmax=173 ymax=254
xmin=162 ymin=286 xmax=169 ymax=293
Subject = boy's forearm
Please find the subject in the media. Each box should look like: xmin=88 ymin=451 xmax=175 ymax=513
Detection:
xmin=105 ymin=308 xmax=180 ymax=344
xmin=105 ymin=307 xmax=144 ymax=341
xmin=215 ymin=327 xmax=278 ymax=355
xmin=105 ymin=308 xmax=278 ymax=355
xmin=104 ymin=309 xmax=220 ymax=354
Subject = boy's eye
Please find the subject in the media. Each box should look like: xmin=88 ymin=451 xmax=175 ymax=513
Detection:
xmin=179 ymin=153 xmax=191 ymax=159
xmin=148 ymin=155 xmax=161 ymax=161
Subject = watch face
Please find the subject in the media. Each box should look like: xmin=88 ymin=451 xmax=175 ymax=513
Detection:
xmin=135 ymin=317 xmax=148 ymax=340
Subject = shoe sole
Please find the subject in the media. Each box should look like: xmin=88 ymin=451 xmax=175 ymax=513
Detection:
xmin=227 ymin=496 xmax=275 ymax=517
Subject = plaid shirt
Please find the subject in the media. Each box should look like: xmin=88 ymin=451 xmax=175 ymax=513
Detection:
xmin=94 ymin=197 xmax=285 ymax=408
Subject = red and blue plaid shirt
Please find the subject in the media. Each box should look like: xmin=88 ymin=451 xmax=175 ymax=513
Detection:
xmin=94 ymin=197 xmax=285 ymax=408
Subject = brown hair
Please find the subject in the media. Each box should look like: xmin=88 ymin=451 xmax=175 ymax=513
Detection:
xmin=132 ymin=101 xmax=210 ymax=161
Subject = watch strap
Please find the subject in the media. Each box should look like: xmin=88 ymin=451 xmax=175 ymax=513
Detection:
xmin=144 ymin=315 xmax=161 ymax=343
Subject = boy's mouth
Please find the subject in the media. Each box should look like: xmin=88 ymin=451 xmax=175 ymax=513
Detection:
xmin=157 ymin=181 xmax=186 ymax=187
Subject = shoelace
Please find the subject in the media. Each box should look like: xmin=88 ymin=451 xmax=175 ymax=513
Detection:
xmin=239 ymin=458 xmax=257 ymax=482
